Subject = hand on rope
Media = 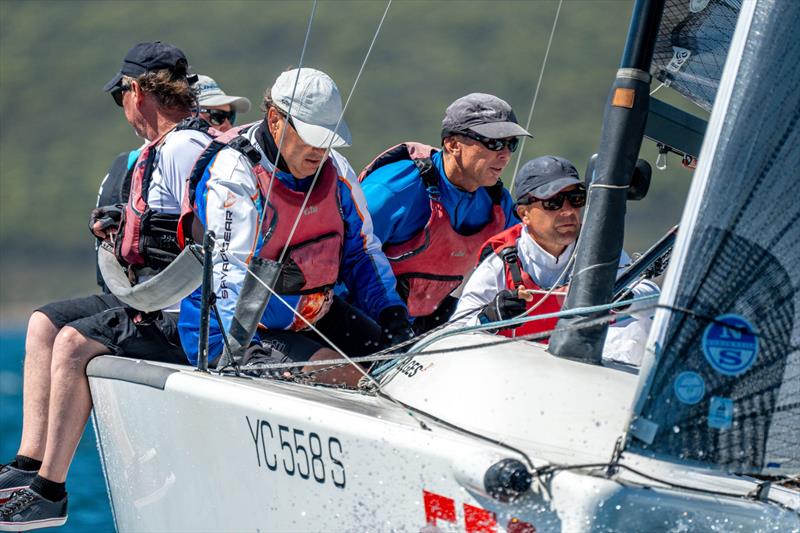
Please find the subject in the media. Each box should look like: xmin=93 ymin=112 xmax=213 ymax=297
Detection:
xmin=240 ymin=342 xmax=298 ymax=379
xmin=479 ymin=289 xmax=529 ymax=330
xmin=89 ymin=204 xmax=123 ymax=240
xmin=378 ymin=305 xmax=415 ymax=349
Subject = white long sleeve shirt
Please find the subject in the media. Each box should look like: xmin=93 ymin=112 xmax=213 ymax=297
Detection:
xmin=452 ymin=224 xmax=660 ymax=365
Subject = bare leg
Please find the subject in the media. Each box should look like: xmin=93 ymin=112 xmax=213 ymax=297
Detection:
xmin=17 ymin=312 xmax=60 ymax=461
xmin=37 ymin=326 xmax=108 ymax=483
xmin=303 ymin=348 xmax=363 ymax=387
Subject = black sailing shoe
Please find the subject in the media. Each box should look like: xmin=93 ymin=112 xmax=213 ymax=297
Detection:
xmin=0 ymin=464 xmax=37 ymax=504
xmin=0 ymin=488 xmax=67 ymax=531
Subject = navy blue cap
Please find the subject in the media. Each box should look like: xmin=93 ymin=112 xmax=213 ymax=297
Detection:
xmin=441 ymin=93 xmax=532 ymax=140
xmin=513 ymin=156 xmax=581 ymax=201
xmin=104 ymin=41 xmax=189 ymax=92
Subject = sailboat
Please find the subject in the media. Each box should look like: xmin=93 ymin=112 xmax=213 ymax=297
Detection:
xmin=87 ymin=0 xmax=799 ymax=530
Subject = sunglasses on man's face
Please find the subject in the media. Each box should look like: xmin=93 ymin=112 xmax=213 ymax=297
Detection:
xmin=200 ymin=108 xmax=236 ymax=127
xmin=520 ymin=188 xmax=587 ymax=211
xmin=458 ymin=130 xmax=520 ymax=153
xmin=110 ymin=84 xmax=130 ymax=107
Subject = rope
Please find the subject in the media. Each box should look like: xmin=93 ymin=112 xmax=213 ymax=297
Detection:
xmin=510 ymin=0 xmax=564 ymax=190
xmin=234 ymin=295 xmax=657 ymax=372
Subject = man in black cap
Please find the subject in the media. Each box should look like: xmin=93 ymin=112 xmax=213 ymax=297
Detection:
xmin=358 ymin=93 xmax=530 ymax=333
xmin=452 ymin=155 xmax=658 ymax=344
xmin=0 ymin=42 xmax=211 ymax=531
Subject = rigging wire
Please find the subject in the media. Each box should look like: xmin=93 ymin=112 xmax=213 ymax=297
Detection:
xmin=510 ymin=0 xmax=564 ymax=191
xmin=277 ymin=0 xmax=393 ymax=263
xmin=258 ymin=0 xmax=318 ymax=227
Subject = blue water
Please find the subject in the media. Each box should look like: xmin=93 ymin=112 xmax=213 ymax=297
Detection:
xmin=0 ymin=330 xmax=115 ymax=532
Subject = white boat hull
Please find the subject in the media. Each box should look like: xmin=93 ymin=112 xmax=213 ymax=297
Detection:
xmin=88 ymin=336 xmax=800 ymax=532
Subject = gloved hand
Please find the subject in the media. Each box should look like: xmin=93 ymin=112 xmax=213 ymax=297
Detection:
xmin=378 ymin=306 xmax=415 ymax=349
xmin=479 ymin=289 xmax=528 ymax=326
xmin=241 ymin=342 xmax=296 ymax=378
xmin=89 ymin=205 xmax=123 ymax=239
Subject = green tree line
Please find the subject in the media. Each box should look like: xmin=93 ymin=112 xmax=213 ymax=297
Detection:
xmin=0 ymin=0 xmax=701 ymax=321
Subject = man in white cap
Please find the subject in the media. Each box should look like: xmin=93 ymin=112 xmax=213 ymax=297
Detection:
xmin=194 ymin=74 xmax=251 ymax=132
xmin=177 ymin=68 xmax=412 ymax=384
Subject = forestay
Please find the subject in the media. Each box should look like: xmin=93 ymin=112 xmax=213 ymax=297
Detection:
xmin=628 ymin=0 xmax=799 ymax=476
xmin=650 ymin=0 xmax=741 ymax=112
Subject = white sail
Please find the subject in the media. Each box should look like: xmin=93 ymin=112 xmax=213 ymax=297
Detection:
xmin=629 ymin=0 xmax=800 ymax=476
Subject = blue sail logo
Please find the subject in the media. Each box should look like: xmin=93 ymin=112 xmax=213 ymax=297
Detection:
xmin=702 ymin=314 xmax=759 ymax=376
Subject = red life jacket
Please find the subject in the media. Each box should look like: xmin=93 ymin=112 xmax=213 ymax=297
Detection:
xmin=359 ymin=142 xmax=507 ymax=317
xmin=116 ymin=117 xmax=215 ymax=273
xmin=478 ymin=225 xmax=567 ymax=340
xmin=178 ymin=121 xmax=344 ymax=328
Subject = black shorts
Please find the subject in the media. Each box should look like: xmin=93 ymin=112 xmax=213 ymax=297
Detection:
xmin=259 ymin=296 xmax=382 ymax=362
xmin=36 ymin=293 xmax=186 ymax=365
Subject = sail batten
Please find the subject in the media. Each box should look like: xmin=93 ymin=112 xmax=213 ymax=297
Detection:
xmin=628 ymin=0 xmax=800 ymax=476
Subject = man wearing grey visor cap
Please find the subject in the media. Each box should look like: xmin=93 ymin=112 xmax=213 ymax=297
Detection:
xmin=359 ymin=93 xmax=530 ymax=333
xmin=177 ymin=67 xmax=412 ymax=386
xmin=452 ymin=155 xmax=659 ymax=360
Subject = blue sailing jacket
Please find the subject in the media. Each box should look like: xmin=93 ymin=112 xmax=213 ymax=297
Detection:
xmin=360 ymin=150 xmax=520 ymax=245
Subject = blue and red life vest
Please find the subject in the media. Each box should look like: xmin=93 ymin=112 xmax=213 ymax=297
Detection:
xmin=359 ymin=142 xmax=506 ymax=317
xmin=177 ymin=121 xmax=344 ymax=327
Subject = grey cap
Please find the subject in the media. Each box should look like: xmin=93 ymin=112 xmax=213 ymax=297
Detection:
xmin=441 ymin=93 xmax=532 ymax=139
xmin=513 ymin=156 xmax=582 ymax=201
xmin=194 ymin=75 xmax=251 ymax=113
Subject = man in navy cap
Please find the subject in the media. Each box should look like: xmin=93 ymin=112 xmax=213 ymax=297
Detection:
xmin=452 ymin=155 xmax=658 ymax=344
xmin=358 ymin=93 xmax=530 ymax=333
xmin=0 ymin=42 xmax=211 ymax=530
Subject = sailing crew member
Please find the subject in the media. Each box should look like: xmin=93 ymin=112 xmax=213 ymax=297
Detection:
xmin=0 ymin=42 xmax=211 ymax=531
xmin=358 ymin=93 xmax=529 ymax=333
xmin=92 ymin=73 xmax=250 ymax=291
xmin=193 ymin=73 xmax=251 ymax=132
xmin=452 ymin=155 xmax=659 ymax=360
xmin=177 ymin=67 xmax=414 ymax=383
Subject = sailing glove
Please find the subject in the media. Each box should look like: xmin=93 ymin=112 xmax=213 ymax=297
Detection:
xmin=241 ymin=342 xmax=297 ymax=379
xmin=479 ymin=289 xmax=528 ymax=327
xmin=378 ymin=305 xmax=415 ymax=349
xmin=89 ymin=205 xmax=123 ymax=238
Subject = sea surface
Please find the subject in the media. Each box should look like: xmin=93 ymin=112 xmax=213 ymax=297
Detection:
xmin=0 ymin=329 xmax=115 ymax=532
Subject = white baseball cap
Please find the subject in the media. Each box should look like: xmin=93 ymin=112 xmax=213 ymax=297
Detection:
xmin=270 ymin=68 xmax=352 ymax=148
xmin=194 ymin=74 xmax=251 ymax=113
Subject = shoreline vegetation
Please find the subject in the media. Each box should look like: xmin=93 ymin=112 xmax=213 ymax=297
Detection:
xmin=1 ymin=1 xmax=699 ymax=328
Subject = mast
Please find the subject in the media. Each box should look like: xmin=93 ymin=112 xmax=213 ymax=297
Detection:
xmin=548 ymin=0 xmax=664 ymax=362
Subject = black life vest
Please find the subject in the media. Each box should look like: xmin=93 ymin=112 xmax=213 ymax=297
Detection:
xmin=95 ymin=150 xmax=137 ymax=291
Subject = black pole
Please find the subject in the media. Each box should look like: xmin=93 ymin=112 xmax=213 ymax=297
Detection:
xmin=548 ymin=0 xmax=665 ymax=362
xmin=197 ymin=230 xmax=216 ymax=372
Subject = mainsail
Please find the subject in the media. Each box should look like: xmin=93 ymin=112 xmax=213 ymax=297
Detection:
xmin=650 ymin=0 xmax=741 ymax=111
xmin=628 ymin=0 xmax=799 ymax=476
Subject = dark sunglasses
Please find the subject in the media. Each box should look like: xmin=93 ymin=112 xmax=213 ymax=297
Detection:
xmin=520 ymin=188 xmax=587 ymax=211
xmin=110 ymin=84 xmax=130 ymax=107
xmin=458 ymin=130 xmax=520 ymax=152
xmin=200 ymin=108 xmax=236 ymax=127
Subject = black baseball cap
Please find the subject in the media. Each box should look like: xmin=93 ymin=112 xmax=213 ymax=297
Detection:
xmin=103 ymin=41 xmax=190 ymax=92
xmin=513 ymin=156 xmax=582 ymax=201
xmin=441 ymin=93 xmax=532 ymax=139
